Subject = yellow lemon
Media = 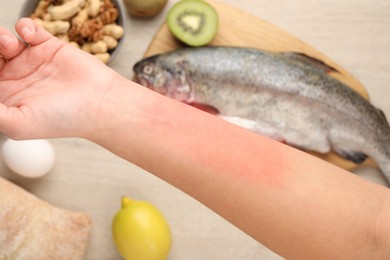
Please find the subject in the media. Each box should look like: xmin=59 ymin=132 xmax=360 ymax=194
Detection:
xmin=112 ymin=196 xmax=171 ymax=260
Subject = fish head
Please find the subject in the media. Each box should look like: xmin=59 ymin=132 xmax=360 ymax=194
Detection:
xmin=133 ymin=54 xmax=193 ymax=102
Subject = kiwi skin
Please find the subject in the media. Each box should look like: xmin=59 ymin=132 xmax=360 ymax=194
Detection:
xmin=166 ymin=0 xmax=219 ymax=47
xmin=123 ymin=0 xmax=168 ymax=17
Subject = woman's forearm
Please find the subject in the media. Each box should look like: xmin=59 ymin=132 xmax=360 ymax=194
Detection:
xmin=92 ymin=78 xmax=390 ymax=258
xmin=1 ymin=18 xmax=389 ymax=258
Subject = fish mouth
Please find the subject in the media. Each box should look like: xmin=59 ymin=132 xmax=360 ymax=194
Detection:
xmin=135 ymin=75 xmax=149 ymax=87
xmin=135 ymin=74 xmax=153 ymax=89
xmin=135 ymin=74 xmax=168 ymax=96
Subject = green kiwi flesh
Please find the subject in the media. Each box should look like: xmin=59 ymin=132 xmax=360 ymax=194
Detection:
xmin=166 ymin=0 xmax=219 ymax=47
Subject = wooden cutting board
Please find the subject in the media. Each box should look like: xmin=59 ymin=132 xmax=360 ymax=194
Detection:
xmin=142 ymin=0 xmax=375 ymax=171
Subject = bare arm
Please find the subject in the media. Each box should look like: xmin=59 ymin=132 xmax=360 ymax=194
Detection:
xmin=93 ymin=78 xmax=390 ymax=259
xmin=1 ymin=19 xmax=389 ymax=258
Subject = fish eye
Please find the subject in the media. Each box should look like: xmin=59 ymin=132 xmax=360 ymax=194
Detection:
xmin=143 ymin=65 xmax=154 ymax=75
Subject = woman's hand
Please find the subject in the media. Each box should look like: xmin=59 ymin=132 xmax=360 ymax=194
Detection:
xmin=0 ymin=18 xmax=120 ymax=140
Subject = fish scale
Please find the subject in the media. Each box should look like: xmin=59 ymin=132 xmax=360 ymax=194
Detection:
xmin=133 ymin=46 xmax=390 ymax=184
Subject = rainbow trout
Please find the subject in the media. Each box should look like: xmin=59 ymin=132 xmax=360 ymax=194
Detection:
xmin=133 ymin=46 xmax=390 ymax=182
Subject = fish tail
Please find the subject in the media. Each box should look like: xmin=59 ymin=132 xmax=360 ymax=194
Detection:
xmin=333 ymin=149 xmax=368 ymax=164
xmin=337 ymin=145 xmax=390 ymax=185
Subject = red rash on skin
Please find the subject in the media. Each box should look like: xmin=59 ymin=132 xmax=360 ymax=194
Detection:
xmin=139 ymin=94 xmax=288 ymax=188
xmin=201 ymin=128 xmax=290 ymax=187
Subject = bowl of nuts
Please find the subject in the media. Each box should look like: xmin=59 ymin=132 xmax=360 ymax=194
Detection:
xmin=20 ymin=0 xmax=126 ymax=64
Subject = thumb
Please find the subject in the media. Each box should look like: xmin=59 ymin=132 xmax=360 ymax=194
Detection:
xmin=15 ymin=18 xmax=53 ymax=47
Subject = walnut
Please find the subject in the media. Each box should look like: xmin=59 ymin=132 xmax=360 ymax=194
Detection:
xmin=48 ymin=0 xmax=64 ymax=6
xmin=81 ymin=20 xmax=103 ymax=38
xmin=99 ymin=9 xmax=118 ymax=25
xmin=85 ymin=20 xmax=104 ymax=42
xmin=101 ymin=0 xmax=115 ymax=10
xmin=98 ymin=6 xmax=119 ymax=25
xmin=30 ymin=0 xmax=123 ymax=64
xmin=68 ymin=19 xmax=104 ymax=44
xmin=67 ymin=24 xmax=81 ymax=44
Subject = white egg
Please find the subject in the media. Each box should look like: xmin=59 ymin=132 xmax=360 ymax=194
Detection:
xmin=2 ymin=139 xmax=55 ymax=178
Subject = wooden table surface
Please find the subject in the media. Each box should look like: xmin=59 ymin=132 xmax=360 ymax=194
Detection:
xmin=1 ymin=0 xmax=389 ymax=259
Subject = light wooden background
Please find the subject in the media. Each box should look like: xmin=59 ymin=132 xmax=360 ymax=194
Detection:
xmin=0 ymin=0 xmax=389 ymax=259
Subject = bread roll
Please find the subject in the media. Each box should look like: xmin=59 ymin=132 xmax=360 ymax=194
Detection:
xmin=0 ymin=177 xmax=91 ymax=259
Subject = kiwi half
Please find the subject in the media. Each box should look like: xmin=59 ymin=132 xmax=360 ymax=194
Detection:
xmin=166 ymin=0 xmax=218 ymax=47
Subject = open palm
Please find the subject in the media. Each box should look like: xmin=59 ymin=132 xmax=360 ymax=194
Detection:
xmin=0 ymin=18 xmax=118 ymax=140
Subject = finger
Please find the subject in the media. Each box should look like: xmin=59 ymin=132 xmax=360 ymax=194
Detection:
xmin=0 ymin=26 xmax=26 ymax=61
xmin=15 ymin=18 xmax=54 ymax=47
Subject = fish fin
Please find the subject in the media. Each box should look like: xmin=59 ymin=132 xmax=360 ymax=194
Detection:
xmin=378 ymin=161 xmax=390 ymax=184
xmin=281 ymin=52 xmax=339 ymax=74
xmin=189 ymin=103 xmax=220 ymax=115
xmin=219 ymin=116 xmax=286 ymax=141
xmin=333 ymin=148 xmax=368 ymax=164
